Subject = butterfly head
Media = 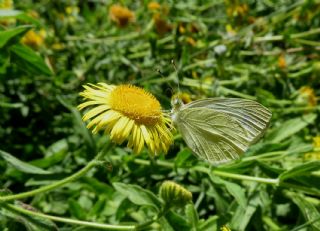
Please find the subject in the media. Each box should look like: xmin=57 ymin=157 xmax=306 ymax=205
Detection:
xmin=171 ymin=95 xmax=184 ymax=113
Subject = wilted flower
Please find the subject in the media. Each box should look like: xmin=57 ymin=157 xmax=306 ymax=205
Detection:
xmin=159 ymin=181 xmax=192 ymax=207
xmin=153 ymin=13 xmax=172 ymax=35
xmin=78 ymin=83 xmax=173 ymax=155
xmin=21 ymin=29 xmax=46 ymax=48
xmin=109 ymin=5 xmax=135 ymax=27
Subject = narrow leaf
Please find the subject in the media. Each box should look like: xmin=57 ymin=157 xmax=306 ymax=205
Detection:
xmin=279 ymin=161 xmax=320 ymax=181
xmin=286 ymin=191 xmax=320 ymax=230
xmin=267 ymin=114 xmax=316 ymax=143
xmin=10 ymin=44 xmax=52 ymax=75
xmin=0 ymin=26 xmax=31 ymax=48
xmin=209 ymin=174 xmax=247 ymax=209
xmin=0 ymin=149 xmax=51 ymax=174
xmin=198 ymin=216 xmax=219 ymax=231
xmin=186 ymin=203 xmax=199 ymax=229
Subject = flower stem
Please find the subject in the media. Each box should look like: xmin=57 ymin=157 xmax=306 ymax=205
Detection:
xmin=0 ymin=140 xmax=113 ymax=202
xmin=110 ymin=155 xmax=280 ymax=185
xmin=4 ymin=203 xmax=135 ymax=230
xmin=254 ymin=27 xmax=320 ymax=43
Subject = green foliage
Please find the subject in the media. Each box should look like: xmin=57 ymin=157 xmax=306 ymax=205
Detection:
xmin=1 ymin=0 xmax=320 ymax=230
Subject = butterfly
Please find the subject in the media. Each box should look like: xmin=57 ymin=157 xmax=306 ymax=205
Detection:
xmin=171 ymin=97 xmax=272 ymax=164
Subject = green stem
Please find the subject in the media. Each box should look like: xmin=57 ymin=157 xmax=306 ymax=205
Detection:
xmin=262 ymin=216 xmax=281 ymax=230
xmin=0 ymin=141 xmax=113 ymax=202
xmin=212 ymin=169 xmax=279 ymax=185
xmin=193 ymin=165 xmax=279 ymax=185
xmin=254 ymin=27 xmax=320 ymax=43
xmin=112 ymin=156 xmax=280 ymax=185
xmin=4 ymin=203 xmax=135 ymax=230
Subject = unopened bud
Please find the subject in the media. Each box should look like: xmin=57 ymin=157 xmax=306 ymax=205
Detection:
xmin=159 ymin=181 xmax=192 ymax=207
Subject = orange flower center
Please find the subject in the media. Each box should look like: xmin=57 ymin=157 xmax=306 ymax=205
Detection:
xmin=110 ymin=85 xmax=162 ymax=125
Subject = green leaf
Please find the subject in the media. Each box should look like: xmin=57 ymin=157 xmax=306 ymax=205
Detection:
xmin=186 ymin=203 xmax=199 ymax=229
xmin=267 ymin=114 xmax=317 ymax=143
xmin=113 ymin=182 xmax=163 ymax=211
xmin=30 ymin=139 xmax=69 ymax=168
xmin=0 ymin=26 xmax=31 ymax=48
xmin=0 ymin=149 xmax=52 ymax=174
xmin=10 ymin=44 xmax=52 ymax=76
xmin=174 ymin=148 xmax=194 ymax=168
xmin=68 ymin=198 xmax=86 ymax=220
xmin=57 ymin=96 xmax=96 ymax=153
xmin=165 ymin=210 xmax=191 ymax=230
xmin=286 ymin=191 xmax=320 ymax=230
xmin=279 ymin=161 xmax=320 ymax=181
xmin=209 ymin=174 xmax=247 ymax=209
xmin=198 ymin=216 xmax=219 ymax=231
xmin=230 ymin=193 xmax=260 ymax=231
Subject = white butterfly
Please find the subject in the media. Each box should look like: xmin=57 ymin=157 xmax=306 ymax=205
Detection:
xmin=171 ymin=97 xmax=272 ymax=164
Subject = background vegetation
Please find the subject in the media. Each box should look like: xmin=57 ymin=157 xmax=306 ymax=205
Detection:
xmin=1 ymin=0 xmax=320 ymax=230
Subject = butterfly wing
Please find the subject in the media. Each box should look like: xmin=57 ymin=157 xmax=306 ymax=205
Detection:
xmin=185 ymin=98 xmax=272 ymax=143
xmin=174 ymin=98 xmax=271 ymax=164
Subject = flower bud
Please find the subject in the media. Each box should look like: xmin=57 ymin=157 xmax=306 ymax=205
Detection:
xmin=159 ymin=181 xmax=192 ymax=207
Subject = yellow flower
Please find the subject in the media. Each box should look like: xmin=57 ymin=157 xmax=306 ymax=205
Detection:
xmin=0 ymin=0 xmax=15 ymax=25
xmin=65 ymin=6 xmax=79 ymax=15
xmin=78 ymin=83 xmax=173 ymax=155
xmin=225 ymin=1 xmax=248 ymax=18
xmin=278 ymin=54 xmax=286 ymax=69
xmin=28 ymin=10 xmax=39 ymax=19
xmin=186 ymin=37 xmax=197 ymax=46
xmin=297 ymin=86 xmax=317 ymax=107
xmin=51 ymin=42 xmax=64 ymax=50
xmin=313 ymin=136 xmax=320 ymax=148
xmin=226 ymin=24 xmax=236 ymax=36
xmin=303 ymin=136 xmax=320 ymax=160
xmin=172 ymin=92 xmax=192 ymax=104
xmin=109 ymin=5 xmax=135 ymax=27
xmin=21 ymin=29 xmax=46 ymax=48
xmin=221 ymin=225 xmax=232 ymax=231
xmin=0 ymin=0 xmax=13 ymax=9
xmin=148 ymin=2 xmax=161 ymax=11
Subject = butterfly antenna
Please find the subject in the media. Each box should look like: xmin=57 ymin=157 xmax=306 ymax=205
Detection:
xmin=171 ymin=59 xmax=181 ymax=95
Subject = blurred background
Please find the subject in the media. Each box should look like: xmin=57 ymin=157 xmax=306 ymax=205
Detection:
xmin=1 ymin=0 xmax=320 ymax=230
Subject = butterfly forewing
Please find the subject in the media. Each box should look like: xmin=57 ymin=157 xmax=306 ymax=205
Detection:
xmin=185 ymin=98 xmax=272 ymax=143
xmin=173 ymin=98 xmax=272 ymax=164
